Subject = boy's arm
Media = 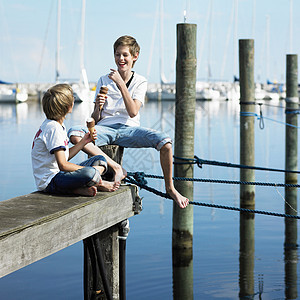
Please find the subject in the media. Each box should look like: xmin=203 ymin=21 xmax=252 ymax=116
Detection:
xmin=109 ymin=69 xmax=142 ymax=117
xmin=68 ymin=132 xmax=94 ymax=160
xmin=55 ymin=149 xmax=104 ymax=175
xmin=55 ymin=149 xmax=84 ymax=172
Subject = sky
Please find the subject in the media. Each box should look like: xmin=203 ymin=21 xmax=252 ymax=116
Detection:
xmin=0 ymin=0 xmax=299 ymax=84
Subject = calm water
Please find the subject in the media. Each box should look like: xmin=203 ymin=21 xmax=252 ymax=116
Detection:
xmin=0 ymin=98 xmax=299 ymax=299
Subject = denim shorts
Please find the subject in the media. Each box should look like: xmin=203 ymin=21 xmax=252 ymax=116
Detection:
xmin=44 ymin=155 xmax=107 ymax=195
xmin=68 ymin=123 xmax=172 ymax=151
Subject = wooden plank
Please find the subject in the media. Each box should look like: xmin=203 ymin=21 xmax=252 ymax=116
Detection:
xmin=0 ymin=185 xmax=140 ymax=278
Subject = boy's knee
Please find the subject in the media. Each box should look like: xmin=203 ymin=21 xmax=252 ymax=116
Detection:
xmin=160 ymin=141 xmax=172 ymax=152
xmin=91 ymin=155 xmax=108 ymax=174
xmin=157 ymin=137 xmax=172 ymax=151
xmin=70 ymin=135 xmax=81 ymax=145
xmin=83 ymin=167 xmax=101 ymax=186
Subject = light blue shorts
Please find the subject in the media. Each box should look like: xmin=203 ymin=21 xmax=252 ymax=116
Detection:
xmin=68 ymin=123 xmax=172 ymax=151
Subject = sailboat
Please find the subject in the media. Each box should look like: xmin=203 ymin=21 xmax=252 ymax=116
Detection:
xmin=55 ymin=0 xmax=95 ymax=103
xmin=0 ymin=84 xmax=28 ymax=103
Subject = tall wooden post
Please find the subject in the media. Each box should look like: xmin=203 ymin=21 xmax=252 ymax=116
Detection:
xmin=285 ymin=54 xmax=298 ymax=186
xmin=284 ymin=54 xmax=298 ymax=299
xmin=172 ymin=23 xmax=196 ymax=249
xmin=239 ymin=39 xmax=255 ymax=209
xmin=239 ymin=39 xmax=255 ymax=299
xmin=172 ymin=23 xmax=196 ymax=300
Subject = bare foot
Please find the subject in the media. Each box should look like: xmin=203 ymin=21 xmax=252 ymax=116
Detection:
xmin=73 ymin=186 xmax=97 ymax=197
xmin=97 ymin=180 xmax=120 ymax=192
xmin=167 ymin=188 xmax=189 ymax=208
xmin=113 ymin=166 xmax=127 ymax=185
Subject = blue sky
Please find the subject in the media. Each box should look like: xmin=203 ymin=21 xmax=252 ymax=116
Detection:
xmin=0 ymin=0 xmax=298 ymax=84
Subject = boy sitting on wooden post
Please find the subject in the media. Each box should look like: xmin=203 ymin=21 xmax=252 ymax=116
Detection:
xmin=68 ymin=35 xmax=189 ymax=208
xmin=31 ymin=84 xmax=124 ymax=197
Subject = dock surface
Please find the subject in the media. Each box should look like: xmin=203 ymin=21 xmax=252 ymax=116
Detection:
xmin=0 ymin=185 xmax=140 ymax=278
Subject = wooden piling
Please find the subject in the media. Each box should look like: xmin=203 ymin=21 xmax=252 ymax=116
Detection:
xmin=239 ymin=39 xmax=255 ymax=209
xmin=284 ymin=54 xmax=298 ymax=299
xmin=239 ymin=39 xmax=255 ymax=299
xmin=285 ymin=54 xmax=298 ymax=185
xmin=172 ymin=23 xmax=196 ymax=250
xmin=284 ymin=54 xmax=298 ymax=245
xmin=85 ymin=145 xmax=126 ymax=299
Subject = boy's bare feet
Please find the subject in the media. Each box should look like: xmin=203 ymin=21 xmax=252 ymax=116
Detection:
xmin=74 ymin=186 xmax=97 ymax=197
xmin=97 ymin=180 xmax=120 ymax=192
xmin=166 ymin=187 xmax=189 ymax=208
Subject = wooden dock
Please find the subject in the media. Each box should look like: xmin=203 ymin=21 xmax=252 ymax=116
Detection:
xmin=0 ymin=184 xmax=141 ymax=280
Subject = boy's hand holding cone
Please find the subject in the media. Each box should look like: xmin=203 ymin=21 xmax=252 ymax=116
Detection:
xmin=99 ymin=86 xmax=108 ymax=110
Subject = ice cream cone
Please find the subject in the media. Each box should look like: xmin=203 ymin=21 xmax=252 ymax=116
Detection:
xmin=99 ymin=86 xmax=108 ymax=110
xmin=86 ymin=117 xmax=95 ymax=140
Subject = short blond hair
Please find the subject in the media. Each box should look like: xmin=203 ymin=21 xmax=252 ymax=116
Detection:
xmin=42 ymin=84 xmax=73 ymax=120
xmin=113 ymin=35 xmax=140 ymax=66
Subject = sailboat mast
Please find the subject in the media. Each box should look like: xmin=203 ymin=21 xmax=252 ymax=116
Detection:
xmin=80 ymin=0 xmax=89 ymax=89
xmin=289 ymin=0 xmax=293 ymax=53
xmin=207 ymin=0 xmax=213 ymax=82
xmin=55 ymin=0 xmax=61 ymax=82
xmin=80 ymin=0 xmax=86 ymax=72
xmin=251 ymin=0 xmax=256 ymax=38
xmin=159 ymin=0 xmax=164 ymax=85
xmin=233 ymin=0 xmax=238 ymax=80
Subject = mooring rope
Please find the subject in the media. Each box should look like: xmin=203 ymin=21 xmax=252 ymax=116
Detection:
xmin=127 ymin=171 xmax=300 ymax=188
xmin=125 ymin=172 xmax=300 ymax=219
xmin=240 ymin=111 xmax=300 ymax=129
xmin=173 ymin=155 xmax=300 ymax=174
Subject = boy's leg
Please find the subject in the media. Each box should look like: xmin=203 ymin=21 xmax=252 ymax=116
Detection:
xmin=160 ymin=143 xmax=189 ymax=208
xmin=46 ymin=167 xmax=103 ymax=197
xmin=114 ymin=126 xmax=189 ymax=208
xmin=69 ymin=133 xmax=126 ymax=189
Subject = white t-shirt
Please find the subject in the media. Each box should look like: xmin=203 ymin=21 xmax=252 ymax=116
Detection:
xmin=94 ymin=72 xmax=147 ymax=127
xmin=31 ymin=119 xmax=69 ymax=191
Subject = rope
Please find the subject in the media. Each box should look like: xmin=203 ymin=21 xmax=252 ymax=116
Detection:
xmin=173 ymin=155 xmax=300 ymax=174
xmin=263 ymin=116 xmax=300 ymax=129
xmin=125 ymin=173 xmax=300 ymax=219
xmin=285 ymin=108 xmax=300 ymax=114
xmin=240 ymin=111 xmax=300 ymax=129
xmin=239 ymin=110 xmax=264 ymax=129
xmin=128 ymin=172 xmax=300 ymax=188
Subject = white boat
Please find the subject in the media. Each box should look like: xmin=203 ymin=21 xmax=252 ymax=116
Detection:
xmin=0 ymin=85 xmax=28 ymax=103
xmin=147 ymin=83 xmax=175 ymax=101
xmin=195 ymin=81 xmax=223 ymax=101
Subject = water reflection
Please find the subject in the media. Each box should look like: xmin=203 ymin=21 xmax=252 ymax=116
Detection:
xmin=172 ymin=247 xmax=193 ymax=300
xmin=0 ymin=102 xmax=28 ymax=124
xmin=284 ymin=187 xmax=298 ymax=299
xmin=0 ymin=102 xmax=28 ymax=123
xmin=239 ymin=212 xmax=255 ymax=299
xmin=1 ymin=98 xmax=300 ymax=298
